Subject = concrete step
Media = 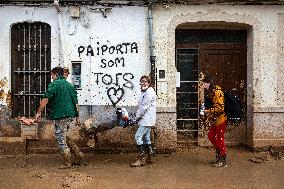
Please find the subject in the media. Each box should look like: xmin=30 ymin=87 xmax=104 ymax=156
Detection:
xmin=177 ymin=140 xmax=198 ymax=148
xmin=0 ymin=137 xmax=26 ymax=155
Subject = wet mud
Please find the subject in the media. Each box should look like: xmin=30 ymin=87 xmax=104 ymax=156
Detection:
xmin=0 ymin=147 xmax=283 ymax=189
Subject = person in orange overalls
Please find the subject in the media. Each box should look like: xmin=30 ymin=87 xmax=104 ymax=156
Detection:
xmin=202 ymin=75 xmax=228 ymax=167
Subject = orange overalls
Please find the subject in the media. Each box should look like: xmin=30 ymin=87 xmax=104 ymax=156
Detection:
xmin=206 ymin=85 xmax=228 ymax=157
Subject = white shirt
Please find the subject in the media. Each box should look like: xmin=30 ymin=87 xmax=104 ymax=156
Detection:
xmin=135 ymin=87 xmax=156 ymax=127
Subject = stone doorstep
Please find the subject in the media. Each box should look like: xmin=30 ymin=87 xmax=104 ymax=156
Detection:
xmin=0 ymin=134 xmax=40 ymax=155
xmin=0 ymin=136 xmax=24 ymax=143
xmin=21 ymin=123 xmax=38 ymax=140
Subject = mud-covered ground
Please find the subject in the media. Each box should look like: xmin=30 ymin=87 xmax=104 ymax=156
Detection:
xmin=0 ymin=147 xmax=283 ymax=189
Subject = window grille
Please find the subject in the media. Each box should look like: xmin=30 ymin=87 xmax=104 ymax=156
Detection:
xmin=176 ymin=48 xmax=199 ymax=144
xmin=11 ymin=22 xmax=51 ymax=118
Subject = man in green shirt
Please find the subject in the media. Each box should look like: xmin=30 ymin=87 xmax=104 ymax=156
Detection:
xmin=35 ymin=66 xmax=84 ymax=168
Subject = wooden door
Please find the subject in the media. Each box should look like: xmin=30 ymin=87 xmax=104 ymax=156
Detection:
xmin=199 ymin=44 xmax=247 ymax=100
xmin=176 ymin=29 xmax=247 ymax=146
xmin=198 ymin=44 xmax=247 ymax=146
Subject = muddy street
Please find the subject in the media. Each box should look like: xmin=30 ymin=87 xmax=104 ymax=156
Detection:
xmin=0 ymin=147 xmax=283 ymax=189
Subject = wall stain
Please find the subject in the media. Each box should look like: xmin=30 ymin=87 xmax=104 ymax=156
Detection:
xmin=0 ymin=77 xmax=11 ymax=109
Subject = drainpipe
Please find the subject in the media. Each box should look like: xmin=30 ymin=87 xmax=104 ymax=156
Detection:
xmin=148 ymin=0 xmax=156 ymax=90
xmin=54 ymin=0 xmax=65 ymax=67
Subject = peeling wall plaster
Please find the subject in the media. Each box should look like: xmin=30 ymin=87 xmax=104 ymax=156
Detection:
xmin=0 ymin=77 xmax=11 ymax=109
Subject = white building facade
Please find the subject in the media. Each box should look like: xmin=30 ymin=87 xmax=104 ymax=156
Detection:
xmin=0 ymin=0 xmax=283 ymax=154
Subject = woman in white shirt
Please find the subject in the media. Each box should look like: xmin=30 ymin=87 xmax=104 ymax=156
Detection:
xmin=131 ymin=75 xmax=156 ymax=167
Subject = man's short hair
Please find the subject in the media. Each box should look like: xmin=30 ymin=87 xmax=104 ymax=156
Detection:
xmin=51 ymin=67 xmax=64 ymax=76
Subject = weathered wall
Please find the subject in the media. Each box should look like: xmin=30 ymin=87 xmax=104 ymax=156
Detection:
xmin=253 ymin=107 xmax=284 ymax=148
xmin=152 ymin=4 xmax=284 ymax=148
xmin=277 ymin=13 xmax=284 ymax=105
xmin=1 ymin=3 xmax=284 ymax=154
xmin=0 ymin=4 xmax=177 ymax=154
xmin=0 ymin=5 xmax=149 ymax=106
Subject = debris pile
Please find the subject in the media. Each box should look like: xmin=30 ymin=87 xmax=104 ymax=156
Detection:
xmin=250 ymin=146 xmax=284 ymax=163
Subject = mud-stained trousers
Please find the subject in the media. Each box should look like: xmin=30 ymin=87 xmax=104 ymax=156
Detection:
xmin=208 ymin=121 xmax=227 ymax=157
xmin=54 ymin=118 xmax=83 ymax=165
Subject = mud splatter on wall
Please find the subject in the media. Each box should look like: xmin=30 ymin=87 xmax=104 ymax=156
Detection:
xmin=0 ymin=77 xmax=15 ymax=137
xmin=0 ymin=77 xmax=11 ymax=109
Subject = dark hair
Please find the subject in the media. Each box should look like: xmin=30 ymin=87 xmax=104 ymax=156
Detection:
xmin=202 ymin=75 xmax=215 ymax=92
xmin=202 ymin=75 xmax=214 ymax=84
xmin=51 ymin=67 xmax=64 ymax=76
xmin=140 ymin=75 xmax=152 ymax=85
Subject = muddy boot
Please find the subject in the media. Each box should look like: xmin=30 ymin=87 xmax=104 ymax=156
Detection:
xmin=59 ymin=149 xmax=72 ymax=169
xmin=131 ymin=145 xmax=146 ymax=167
xmin=72 ymin=147 xmax=86 ymax=166
xmin=146 ymin=144 xmax=155 ymax=164
xmin=210 ymin=149 xmax=220 ymax=164
xmin=67 ymin=139 xmax=86 ymax=166
xmin=212 ymin=155 xmax=227 ymax=167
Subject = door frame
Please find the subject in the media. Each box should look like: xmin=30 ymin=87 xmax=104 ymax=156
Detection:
xmin=175 ymin=43 xmax=247 ymax=146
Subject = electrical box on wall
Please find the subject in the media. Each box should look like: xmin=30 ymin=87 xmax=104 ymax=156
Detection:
xmin=71 ymin=61 xmax=82 ymax=89
xmin=159 ymin=70 xmax=166 ymax=79
xmin=157 ymin=69 xmax=167 ymax=94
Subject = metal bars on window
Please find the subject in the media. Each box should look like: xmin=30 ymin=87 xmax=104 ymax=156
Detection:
xmin=11 ymin=22 xmax=51 ymax=118
xmin=176 ymin=48 xmax=199 ymax=144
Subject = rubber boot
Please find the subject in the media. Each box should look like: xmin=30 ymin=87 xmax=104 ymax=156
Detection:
xmin=146 ymin=144 xmax=155 ymax=164
xmin=59 ymin=149 xmax=72 ymax=169
xmin=212 ymin=155 xmax=227 ymax=167
xmin=71 ymin=145 xmax=85 ymax=166
xmin=67 ymin=138 xmax=86 ymax=166
xmin=130 ymin=145 xmax=146 ymax=167
xmin=210 ymin=149 xmax=220 ymax=164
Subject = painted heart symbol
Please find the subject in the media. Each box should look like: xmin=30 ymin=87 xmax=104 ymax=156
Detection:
xmin=107 ymin=87 xmax=125 ymax=107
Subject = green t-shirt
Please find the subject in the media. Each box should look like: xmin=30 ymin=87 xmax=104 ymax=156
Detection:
xmin=43 ymin=76 xmax=79 ymax=120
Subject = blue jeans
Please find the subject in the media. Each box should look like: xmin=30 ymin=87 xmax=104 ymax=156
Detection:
xmin=135 ymin=126 xmax=151 ymax=145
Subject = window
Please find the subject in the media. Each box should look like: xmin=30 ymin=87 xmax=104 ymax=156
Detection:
xmin=11 ymin=22 xmax=51 ymax=118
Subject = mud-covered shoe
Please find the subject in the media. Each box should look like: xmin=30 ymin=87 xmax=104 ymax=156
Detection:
xmin=146 ymin=144 xmax=155 ymax=164
xmin=131 ymin=145 xmax=146 ymax=167
xmin=66 ymin=138 xmax=86 ymax=166
xmin=210 ymin=149 xmax=220 ymax=164
xmin=58 ymin=150 xmax=72 ymax=169
xmin=73 ymin=152 xmax=87 ymax=166
xmin=212 ymin=156 xmax=227 ymax=167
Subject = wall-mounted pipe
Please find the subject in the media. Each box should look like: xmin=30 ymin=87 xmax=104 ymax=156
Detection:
xmin=54 ymin=0 xmax=60 ymax=13
xmin=148 ymin=0 xmax=156 ymax=90
xmin=54 ymin=0 xmax=70 ymax=69
xmin=148 ymin=0 xmax=154 ymax=57
xmin=54 ymin=0 xmax=64 ymax=67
